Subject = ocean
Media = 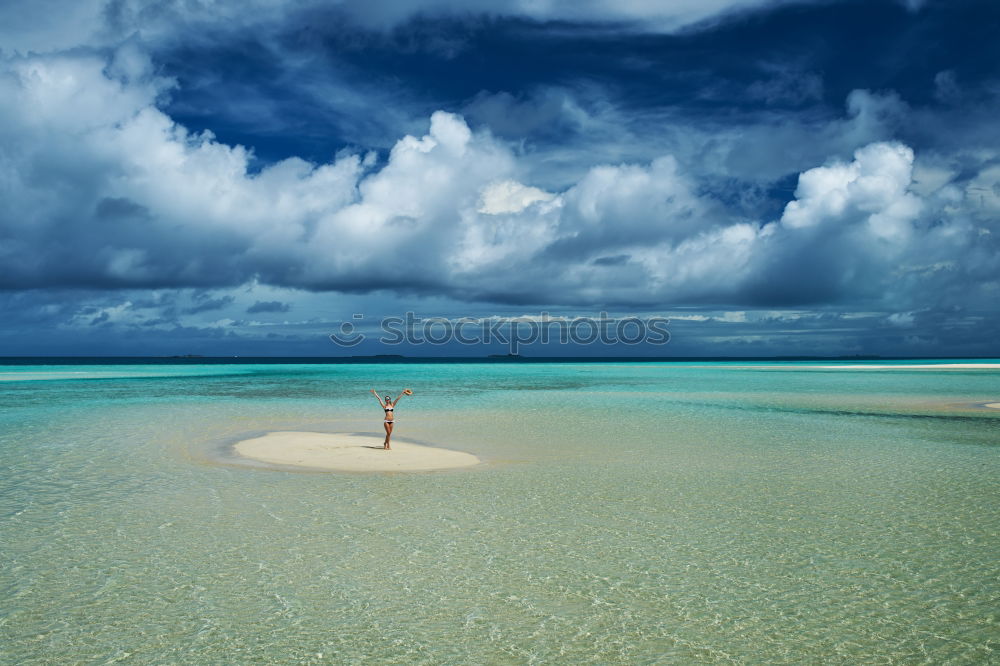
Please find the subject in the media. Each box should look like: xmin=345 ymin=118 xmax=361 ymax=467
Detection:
xmin=1 ymin=359 xmax=998 ymax=663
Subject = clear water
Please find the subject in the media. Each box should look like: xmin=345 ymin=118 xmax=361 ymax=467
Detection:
xmin=1 ymin=361 xmax=998 ymax=664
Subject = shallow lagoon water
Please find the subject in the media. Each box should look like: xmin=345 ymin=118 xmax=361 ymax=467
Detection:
xmin=1 ymin=361 xmax=998 ymax=663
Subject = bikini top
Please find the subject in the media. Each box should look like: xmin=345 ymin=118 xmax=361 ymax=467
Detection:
xmin=384 ymin=404 xmax=393 ymax=412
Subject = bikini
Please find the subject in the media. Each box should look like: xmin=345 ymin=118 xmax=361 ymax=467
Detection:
xmin=384 ymin=404 xmax=394 ymax=424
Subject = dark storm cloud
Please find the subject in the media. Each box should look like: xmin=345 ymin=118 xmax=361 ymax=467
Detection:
xmin=125 ymin=1 xmax=1000 ymax=166
xmin=592 ymin=255 xmax=632 ymax=267
xmin=246 ymin=300 xmax=292 ymax=314
xmin=183 ymin=294 xmax=235 ymax=314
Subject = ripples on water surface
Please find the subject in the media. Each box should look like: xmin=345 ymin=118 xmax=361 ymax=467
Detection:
xmin=1 ymin=361 xmax=998 ymax=663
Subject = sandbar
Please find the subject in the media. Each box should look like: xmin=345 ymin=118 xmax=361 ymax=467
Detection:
xmin=985 ymin=403 xmax=1000 ymax=409
xmin=233 ymin=431 xmax=480 ymax=472
xmin=727 ymin=363 xmax=1000 ymax=370
xmin=810 ymin=363 xmax=1000 ymax=369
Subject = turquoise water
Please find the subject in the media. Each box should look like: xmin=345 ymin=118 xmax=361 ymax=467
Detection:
xmin=1 ymin=361 xmax=998 ymax=663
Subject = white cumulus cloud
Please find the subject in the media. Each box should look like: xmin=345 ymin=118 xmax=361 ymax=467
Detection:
xmin=780 ymin=142 xmax=922 ymax=241
xmin=0 ymin=46 xmax=997 ymax=311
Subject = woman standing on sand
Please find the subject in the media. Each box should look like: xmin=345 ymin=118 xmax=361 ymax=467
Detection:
xmin=371 ymin=388 xmax=412 ymax=450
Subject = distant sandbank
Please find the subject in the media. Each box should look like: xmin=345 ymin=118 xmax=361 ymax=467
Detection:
xmin=233 ymin=431 xmax=481 ymax=472
xmin=814 ymin=363 xmax=1000 ymax=369
xmin=733 ymin=363 xmax=1000 ymax=370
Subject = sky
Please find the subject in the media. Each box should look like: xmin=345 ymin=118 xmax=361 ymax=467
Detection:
xmin=0 ymin=0 xmax=998 ymax=357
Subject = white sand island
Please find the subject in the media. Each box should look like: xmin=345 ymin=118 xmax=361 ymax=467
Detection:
xmin=233 ymin=431 xmax=481 ymax=472
xmin=734 ymin=363 xmax=1000 ymax=370
xmin=985 ymin=403 xmax=1000 ymax=409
